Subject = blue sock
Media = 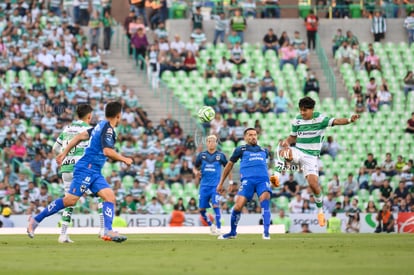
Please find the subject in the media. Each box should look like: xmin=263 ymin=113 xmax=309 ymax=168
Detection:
xmin=102 ymin=202 xmax=114 ymax=231
xmin=200 ymin=210 xmax=212 ymax=226
xmin=34 ymin=198 xmax=65 ymax=223
xmin=230 ymin=210 xmax=241 ymax=235
xmin=214 ymin=207 xmax=221 ymax=229
xmin=260 ymin=200 xmax=271 ymax=236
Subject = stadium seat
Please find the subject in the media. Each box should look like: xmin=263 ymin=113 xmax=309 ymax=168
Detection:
xmin=122 ymin=175 xmax=135 ymax=192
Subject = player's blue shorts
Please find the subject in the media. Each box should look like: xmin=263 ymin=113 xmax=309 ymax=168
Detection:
xmin=237 ymin=178 xmax=272 ymax=201
xmin=68 ymin=167 xmax=111 ymax=197
xmin=199 ymin=185 xmax=220 ymax=209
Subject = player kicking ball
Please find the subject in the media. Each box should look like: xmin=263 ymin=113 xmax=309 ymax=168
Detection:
xmin=217 ymin=128 xmax=277 ymax=240
xmin=276 ymin=96 xmax=359 ymax=226
xmin=194 ymin=135 xmax=230 ymax=235
xmin=27 ymin=102 xmax=133 ymax=242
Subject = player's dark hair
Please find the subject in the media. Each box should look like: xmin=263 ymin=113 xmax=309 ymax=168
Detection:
xmin=243 ymin=127 xmax=256 ymax=136
xmin=298 ymin=97 xmax=315 ymax=109
xmin=76 ymin=104 xmax=93 ymax=119
xmin=105 ymin=101 xmax=122 ymax=118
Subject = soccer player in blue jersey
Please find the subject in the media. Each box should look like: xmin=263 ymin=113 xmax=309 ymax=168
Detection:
xmin=194 ymin=135 xmax=229 ymax=235
xmin=217 ymin=128 xmax=273 ymax=240
xmin=27 ymin=102 xmax=133 ymax=242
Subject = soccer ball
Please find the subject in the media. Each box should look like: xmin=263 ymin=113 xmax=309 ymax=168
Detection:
xmin=197 ymin=106 xmax=216 ymax=123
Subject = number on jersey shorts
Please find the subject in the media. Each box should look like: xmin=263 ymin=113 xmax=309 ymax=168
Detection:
xmin=290 ymin=147 xmax=319 ymax=177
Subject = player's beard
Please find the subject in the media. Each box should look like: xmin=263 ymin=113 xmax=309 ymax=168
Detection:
xmin=249 ymin=139 xmax=257 ymax=146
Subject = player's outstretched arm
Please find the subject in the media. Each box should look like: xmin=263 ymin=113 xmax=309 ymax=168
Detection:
xmin=56 ymin=131 xmax=90 ymax=165
xmin=333 ymin=114 xmax=360 ymax=126
xmin=216 ymin=161 xmax=234 ymax=194
xmin=103 ymin=147 xmax=133 ymax=166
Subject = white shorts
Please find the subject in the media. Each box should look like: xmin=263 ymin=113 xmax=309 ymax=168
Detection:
xmin=290 ymin=147 xmax=319 ymax=177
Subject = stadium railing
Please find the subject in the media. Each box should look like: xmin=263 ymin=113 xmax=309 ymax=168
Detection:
xmin=316 ymin=34 xmax=337 ymax=100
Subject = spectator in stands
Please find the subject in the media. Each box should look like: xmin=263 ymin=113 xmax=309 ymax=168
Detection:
xmin=303 ymin=72 xmax=320 ymax=95
xmin=352 ymin=79 xmax=363 ymax=98
xmin=231 ymin=71 xmax=246 ymax=95
xmin=380 ymin=179 xmax=393 ymax=202
xmin=273 ymin=90 xmax=291 ymax=114
xmin=279 ymin=42 xmax=298 ymax=70
xmin=259 ymin=70 xmax=277 ymax=94
xmin=394 ymin=180 xmax=408 ymax=200
xmin=192 ymin=6 xmax=203 ymax=30
xmin=183 ymin=51 xmax=197 ymax=72
xmin=289 ymin=193 xmax=303 ymax=214
xmin=321 ymin=136 xmax=342 ymax=160
xmin=297 ymin=42 xmax=310 ymax=67
xmin=375 ymin=204 xmax=394 ymax=233
xmin=366 ymin=92 xmax=379 ymax=114
xmin=398 ymin=198 xmax=410 ymax=212
xmin=282 ymin=173 xmax=299 ymax=198
xmin=230 ymin=119 xmax=244 ymax=146
xmin=405 ymin=112 xmax=414 ymax=134
xmin=404 ymin=10 xmax=414 ymax=45
xmin=147 ymin=196 xmax=164 ymax=214
xmin=88 ymin=10 xmax=102 ymax=47
xmin=156 ymin=180 xmax=172 ymax=205
xmin=370 ymin=167 xmax=386 ymax=193
xmin=273 ymin=209 xmax=291 ymax=233
xmin=401 ymin=162 xmax=414 ymax=186
xmin=167 ymin=49 xmax=183 ymax=72
xmin=216 ymin=56 xmax=233 ymax=78
xmin=191 ymin=28 xmax=207 ymax=50
xmin=262 ymin=28 xmax=279 ymax=54
xmin=121 ymin=194 xmax=137 ymax=214
xmin=169 ymin=204 xmax=186 ymax=226
xmin=304 ymin=10 xmax=318 ymax=51
xmin=327 ymin=173 xmax=342 ymax=198
xmin=0 ymin=207 xmax=14 ymax=228
xmin=241 ymin=0 xmax=256 ymax=18
xmin=164 ymin=162 xmax=181 ymax=185
xmin=244 ymin=91 xmax=257 ymax=114
xmin=382 ymin=153 xmax=397 ymax=177
xmin=365 ymin=49 xmax=381 ymax=73
xmin=371 ymin=11 xmax=386 ymax=42
xmin=332 ymin=28 xmax=346 ymax=57
xmin=227 ymin=30 xmax=242 ymax=48
xmin=365 ymin=77 xmax=377 ymax=97
xmin=154 ymin=21 xmax=168 ymax=41
xmin=210 ymin=113 xmax=224 ymax=135
xmin=403 ymin=71 xmax=414 ymax=97
xmin=363 ymin=153 xmax=378 ymax=174
xmin=245 ymin=70 xmax=260 ymax=92
xmin=185 ymin=36 xmax=199 ymax=56
xmin=229 ymin=41 xmax=246 ymax=66
xmin=345 ymin=30 xmax=359 ymax=46
xmin=257 ymin=92 xmax=272 ymax=113
xmin=336 ymin=41 xmax=352 ymax=67
xmin=170 ymin=35 xmax=186 ymax=56
xmin=217 ymin=120 xmax=232 ymax=143
xmin=212 ymin=12 xmax=229 ymax=46
xmin=365 ymin=200 xmax=378 ymax=213
xmin=291 ymin=31 xmax=304 ymax=49
xmin=102 ymin=10 xmax=114 ymax=54
xmin=218 ymin=91 xmax=232 ymax=115
xmin=203 ymin=58 xmax=216 ymax=79
xmin=131 ymin=28 xmax=149 ymax=69
xmin=343 ymin=173 xmax=358 ymax=197
xmin=186 ymin=197 xmax=198 ymax=214
xmin=230 ymin=9 xmax=247 ymax=43
xmin=232 ymin=91 xmax=246 ymax=115
xmin=345 ymin=211 xmax=360 ymax=233
xmin=395 ymin=155 xmax=406 ymax=174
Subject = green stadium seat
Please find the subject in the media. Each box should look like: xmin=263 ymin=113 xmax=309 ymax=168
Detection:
xmin=122 ymin=175 xmax=134 ymax=192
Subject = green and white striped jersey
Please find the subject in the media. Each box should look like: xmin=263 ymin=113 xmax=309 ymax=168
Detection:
xmin=291 ymin=112 xmax=335 ymax=156
xmin=55 ymin=120 xmax=91 ymax=173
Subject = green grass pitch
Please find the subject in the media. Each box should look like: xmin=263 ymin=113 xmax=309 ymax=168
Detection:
xmin=1 ymin=234 xmax=413 ymax=275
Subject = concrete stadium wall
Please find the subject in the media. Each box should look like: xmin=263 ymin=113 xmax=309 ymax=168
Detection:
xmin=167 ymin=18 xmax=408 ymax=52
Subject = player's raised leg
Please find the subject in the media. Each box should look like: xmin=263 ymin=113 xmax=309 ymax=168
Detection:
xmin=27 ymin=194 xmax=80 ymax=238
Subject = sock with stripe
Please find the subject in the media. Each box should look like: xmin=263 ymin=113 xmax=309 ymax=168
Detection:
xmin=102 ymin=201 xmax=115 ymax=231
xmin=35 ymin=198 xmax=65 ymax=223
xmin=213 ymin=207 xmax=221 ymax=229
xmin=230 ymin=209 xmax=241 ymax=235
xmin=314 ymin=193 xmax=324 ymax=213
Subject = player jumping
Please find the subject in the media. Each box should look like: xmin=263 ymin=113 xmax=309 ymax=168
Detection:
xmin=217 ymin=128 xmax=274 ymax=240
xmin=27 ymin=102 xmax=133 ymax=242
xmin=194 ymin=135 xmax=229 ymax=235
xmin=275 ymin=96 xmax=359 ymax=226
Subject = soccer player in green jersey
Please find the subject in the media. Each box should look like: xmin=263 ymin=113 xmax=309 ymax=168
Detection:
xmin=52 ymin=104 xmax=102 ymax=243
xmin=277 ymin=97 xmax=359 ymax=226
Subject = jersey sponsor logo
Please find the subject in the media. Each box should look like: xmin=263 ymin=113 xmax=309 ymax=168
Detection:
xmin=62 ymin=158 xmax=76 ymax=165
xmin=216 ymin=155 xmax=221 ymax=161
xmin=297 ymin=131 xmax=318 ymax=136
xmin=80 ymin=184 xmax=87 ymax=193
xmin=106 ymin=127 xmax=113 ymax=134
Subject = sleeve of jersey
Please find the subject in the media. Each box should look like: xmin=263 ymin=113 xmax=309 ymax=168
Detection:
xmin=290 ymin=121 xmax=298 ymax=136
xmin=87 ymin=127 xmax=94 ymax=137
xmin=229 ymin=147 xmax=242 ymax=163
xmin=322 ymin=116 xmax=335 ymax=128
xmin=101 ymin=124 xmax=115 ymax=149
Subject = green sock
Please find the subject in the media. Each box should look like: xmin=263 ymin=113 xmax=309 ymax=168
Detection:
xmin=60 ymin=207 xmax=73 ymax=235
xmin=314 ymin=193 xmax=323 ymax=209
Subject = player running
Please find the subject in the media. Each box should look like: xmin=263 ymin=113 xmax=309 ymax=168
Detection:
xmin=217 ymin=128 xmax=273 ymax=240
xmin=27 ymin=102 xmax=133 ymax=242
xmin=276 ymin=96 xmax=359 ymax=226
xmin=194 ymin=135 xmax=229 ymax=235
xmin=52 ymin=104 xmax=105 ymax=243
